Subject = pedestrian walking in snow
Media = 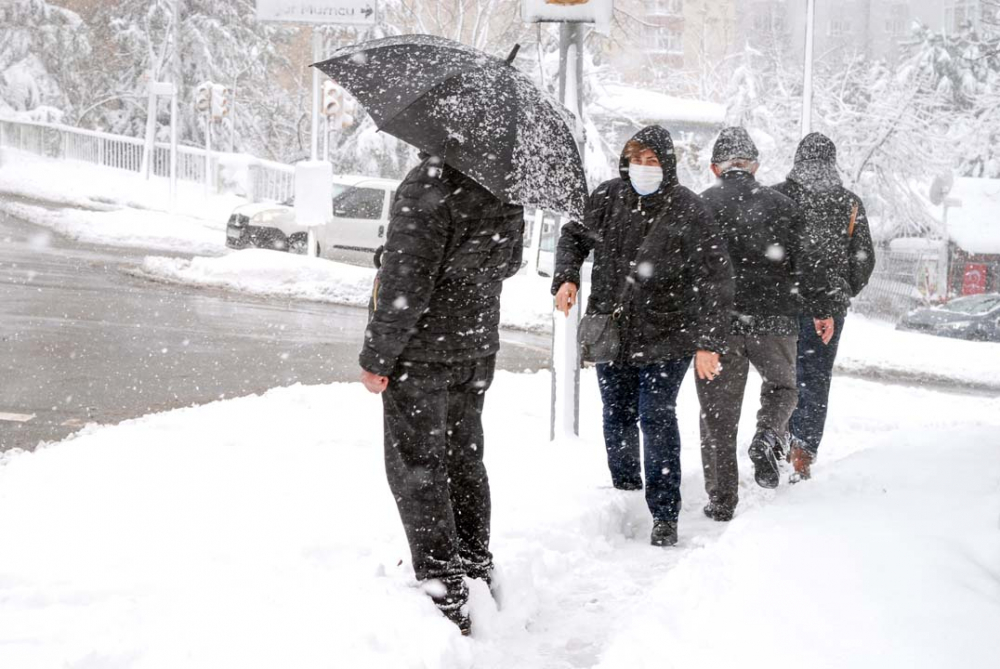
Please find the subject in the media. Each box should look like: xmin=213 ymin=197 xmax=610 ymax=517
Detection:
xmin=773 ymin=133 xmax=876 ymax=479
xmin=359 ymin=155 xmax=524 ymax=635
xmin=553 ymin=125 xmax=733 ymax=547
xmin=696 ymin=127 xmax=836 ymax=520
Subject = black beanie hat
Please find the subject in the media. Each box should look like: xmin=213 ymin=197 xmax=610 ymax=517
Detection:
xmin=711 ymin=126 xmax=759 ymax=164
xmin=794 ymin=132 xmax=837 ymax=164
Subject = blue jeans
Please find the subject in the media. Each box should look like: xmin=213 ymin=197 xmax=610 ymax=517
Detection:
xmin=789 ymin=314 xmax=846 ymax=455
xmin=596 ymin=357 xmax=692 ymax=523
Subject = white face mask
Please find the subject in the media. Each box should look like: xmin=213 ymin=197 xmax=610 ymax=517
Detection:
xmin=629 ymin=164 xmax=663 ymax=195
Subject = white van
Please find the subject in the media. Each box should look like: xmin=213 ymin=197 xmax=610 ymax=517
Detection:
xmin=225 ymin=176 xmax=400 ymax=259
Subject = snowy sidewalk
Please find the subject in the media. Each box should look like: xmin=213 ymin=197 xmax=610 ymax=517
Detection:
xmin=1 ymin=369 xmax=998 ymax=668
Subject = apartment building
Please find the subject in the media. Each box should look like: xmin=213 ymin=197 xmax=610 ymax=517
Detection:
xmin=741 ymin=0 xmax=997 ymax=63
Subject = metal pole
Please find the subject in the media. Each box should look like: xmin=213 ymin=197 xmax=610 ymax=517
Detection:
xmin=311 ymin=29 xmax=321 ymax=162
xmin=170 ymin=91 xmax=178 ymax=208
xmin=800 ymin=0 xmax=816 ymax=138
xmin=204 ymin=111 xmax=211 ymax=195
xmin=550 ymin=22 xmax=583 ymax=441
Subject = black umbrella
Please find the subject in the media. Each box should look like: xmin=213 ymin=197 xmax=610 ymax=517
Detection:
xmin=313 ymin=34 xmax=587 ymax=219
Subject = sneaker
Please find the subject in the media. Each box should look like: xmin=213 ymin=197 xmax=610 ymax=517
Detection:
xmin=703 ymin=501 xmax=735 ymax=522
xmin=748 ymin=429 xmax=781 ymax=489
xmin=789 ymin=440 xmax=815 ymax=482
xmin=650 ymin=520 xmax=678 ymax=547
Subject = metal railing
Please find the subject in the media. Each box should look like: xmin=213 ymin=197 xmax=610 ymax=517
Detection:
xmin=853 ymin=246 xmax=946 ymax=323
xmin=0 ymin=118 xmax=293 ymax=203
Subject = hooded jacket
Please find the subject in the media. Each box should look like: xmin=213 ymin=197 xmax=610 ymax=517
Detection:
xmin=359 ymin=156 xmax=524 ymax=376
xmin=700 ymin=169 xmax=835 ymax=330
xmin=552 ymin=125 xmax=734 ymax=359
xmin=772 ymin=133 xmax=876 ymax=317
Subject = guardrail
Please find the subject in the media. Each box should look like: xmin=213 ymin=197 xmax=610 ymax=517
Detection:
xmin=853 ymin=246 xmax=945 ymax=323
xmin=0 ymin=118 xmax=294 ymax=203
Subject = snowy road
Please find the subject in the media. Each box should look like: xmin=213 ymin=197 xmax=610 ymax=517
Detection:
xmin=0 ymin=210 xmax=550 ymax=451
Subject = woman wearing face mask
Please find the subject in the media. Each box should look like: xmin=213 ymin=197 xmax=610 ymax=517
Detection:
xmin=552 ymin=125 xmax=734 ymax=548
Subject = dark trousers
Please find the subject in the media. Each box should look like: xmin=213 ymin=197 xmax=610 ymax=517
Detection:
xmin=790 ymin=314 xmax=846 ymax=456
xmin=595 ymin=357 xmax=692 ymax=523
xmin=382 ymin=355 xmax=495 ymax=608
xmin=695 ymin=333 xmax=798 ymax=509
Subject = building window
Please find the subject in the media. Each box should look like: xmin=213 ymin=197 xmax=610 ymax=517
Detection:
xmin=649 ymin=0 xmax=683 ymax=17
xmin=751 ymin=2 xmax=786 ymax=34
xmin=885 ymin=3 xmax=909 ymax=36
xmin=945 ymin=0 xmax=980 ymax=33
xmin=651 ymin=26 xmax=684 ymax=54
xmin=828 ymin=16 xmax=854 ymax=37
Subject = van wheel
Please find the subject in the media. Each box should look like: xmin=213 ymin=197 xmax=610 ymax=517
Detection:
xmin=288 ymin=233 xmax=313 ymax=255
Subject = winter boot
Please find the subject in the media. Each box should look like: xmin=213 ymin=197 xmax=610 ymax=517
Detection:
xmin=650 ymin=520 xmax=678 ymax=547
xmin=428 ymin=576 xmax=471 ymax=636
xmin=703 ymin=501 xmax=735 ymax=522
xmin=789 ymin=440 xmax=815 ymax=482
xmin=748 ymin=429 xmax=781 ymax=489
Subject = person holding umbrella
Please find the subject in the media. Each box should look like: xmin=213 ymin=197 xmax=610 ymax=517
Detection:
xmin=553 ymin=125 xmax=734 ymax=548
xmin=316 ymin=35 xmax=588 ymax=635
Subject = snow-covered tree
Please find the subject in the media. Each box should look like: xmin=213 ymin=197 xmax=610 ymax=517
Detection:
xmin=0 ymin=0 xmax=93 ymax=118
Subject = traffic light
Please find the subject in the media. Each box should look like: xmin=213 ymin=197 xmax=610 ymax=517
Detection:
xmin=340 ymin=95 xmax=356 ymax=129
xmin=322 ymin=81 xmax=343 ymax=119
xmin=194 ymin=82 xmax=212 ymax=113
xmin=323 ymin=81 xmax=358 ymax=130
xmin=210 ymin=84 xmax=230 ymax=121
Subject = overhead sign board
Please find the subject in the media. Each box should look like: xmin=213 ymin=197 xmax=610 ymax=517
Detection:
xmin=522 ymin=0 xmax=613 ymax=24
xmin=256 ymin=0 xmax=377 ymax=25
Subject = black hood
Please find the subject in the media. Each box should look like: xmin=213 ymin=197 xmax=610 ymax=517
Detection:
xmin=788 ymin=132 xmax=842 ymax=192
xmin=619 ymin=125 xmax=679 ymax=196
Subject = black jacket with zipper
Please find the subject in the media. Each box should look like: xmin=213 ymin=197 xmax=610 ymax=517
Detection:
xmin=552 ymin=125 xmax=734 ymax=360
xmin=700 ymin=170 xmax=835 ymax=332
xmin=360 ymin=157 xmax=524 ymax=376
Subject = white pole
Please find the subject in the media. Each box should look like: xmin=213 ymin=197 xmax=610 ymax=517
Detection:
xmin=800 ymin=0 xmax=816 ymax=138
xmin=551 ymin=23 xmax=583 ymax=441
xmin=204 ymin=111 xmax=212 ymax=195
xmin=311 ymin=29 xmax=321 ymax=162
xmin=141 ymin=88 xmax=157 ymax=178
xmin=526 ymin=208 xmax=544 ymax=275
xmin=169 ymin=91 xmax=178 ymax=208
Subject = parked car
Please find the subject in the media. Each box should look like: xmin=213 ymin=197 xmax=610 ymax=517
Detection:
xmin=225 ymin=176 xmax=400 ymax=258
xmin=896 ymin=293 xmax=1000 ymax=342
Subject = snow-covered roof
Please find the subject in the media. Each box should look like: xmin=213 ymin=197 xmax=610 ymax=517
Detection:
xmin=590 ymin=84 xmax=726 ymax=128
xmin=939 ymin=178 xmax=1000 ymax=255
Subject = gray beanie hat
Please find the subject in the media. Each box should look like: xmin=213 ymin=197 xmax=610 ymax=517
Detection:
xmin=711 ymin=126 xmax=759 ymax=164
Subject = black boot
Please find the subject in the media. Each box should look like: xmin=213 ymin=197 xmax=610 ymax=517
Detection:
xmin=429 ymin=576 xmax=471 ymax=635
xmin=703 ymin=501 xmax=735 ymax=522
xmin=650 ymin=520 xmax=678 ymax=547
xmin=749 ymin=429 xmax=781 ymax=489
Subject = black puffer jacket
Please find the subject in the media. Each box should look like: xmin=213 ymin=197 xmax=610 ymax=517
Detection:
xmin=552 ymin=125 xmax=734 ymax=359
xmin=773 ymin=133 xmax=876 ymax=317
xmin=359 ymin=157 xmax=524 ymax=376
xmin=700 ymin=170 xmax=834 ymax=327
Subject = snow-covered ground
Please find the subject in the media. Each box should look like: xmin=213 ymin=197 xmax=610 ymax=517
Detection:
xmin=0 ymin=368 xmax=997 ymax=669
xmin=0 ymin=148 xmax=237 ymax=255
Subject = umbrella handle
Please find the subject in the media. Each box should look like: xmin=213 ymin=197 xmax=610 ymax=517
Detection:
xmin=506 ymin=44 xmax=521 ymax=65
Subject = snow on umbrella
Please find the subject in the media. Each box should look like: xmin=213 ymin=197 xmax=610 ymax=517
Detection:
xmin=313 ymin=34 xmax=587 ymax=219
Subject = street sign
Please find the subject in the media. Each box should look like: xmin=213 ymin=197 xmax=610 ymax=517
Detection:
xmin=255 ymin=0 xmax=377 ymax=25
xmin=522 ymin=0 xmax=613 ymax=24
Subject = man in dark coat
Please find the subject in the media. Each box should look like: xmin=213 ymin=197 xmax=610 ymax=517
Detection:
xmin=359 ymin=154 xmax=524 ymax=635
xmin=552 ymin=125 xmax=734 ymax=547
xmin=697 ymin=127 xmax=835 ymax=520
xmin=773 ymin=132 xmax=875 ymax=479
